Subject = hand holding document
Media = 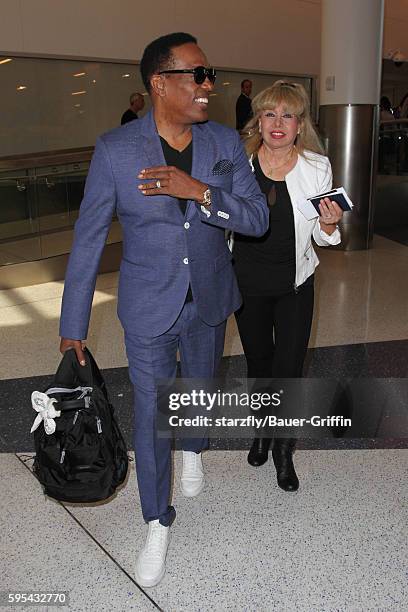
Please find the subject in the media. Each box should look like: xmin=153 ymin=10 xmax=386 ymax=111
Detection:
xmin=297 ymin=187 xmax=353 ymax=220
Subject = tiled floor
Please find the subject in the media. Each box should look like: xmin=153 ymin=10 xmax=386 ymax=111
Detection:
xmin=3 ymin=450 xmax=407 ymax=611
xmin=1 ymin=234 xmax=408 ymax=380
xmin=2 ymin=454 xmax=157 ymax=612
xmin=1 ymin=233 xmax=407 ymax=611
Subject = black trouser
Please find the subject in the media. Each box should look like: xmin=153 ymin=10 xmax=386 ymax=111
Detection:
xmin=235 ymin=285 xmax=314 ymax=379
xmin=235 ymin=284 xmax=314 ymax=440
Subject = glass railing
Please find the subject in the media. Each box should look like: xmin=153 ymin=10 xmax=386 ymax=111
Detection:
xmin=0 ymin=55 xmax=314 ymax=276
xmin=0 ymin=55 xmax=314 ymax=158
xmin=2 ymin=115 xmax=405 ymax=270
xmin=0 ymin=148 xmax=122 ymax=266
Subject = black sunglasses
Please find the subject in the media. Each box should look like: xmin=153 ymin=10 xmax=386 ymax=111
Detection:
xmin=158 ymin=66 xmax=217 ymax=85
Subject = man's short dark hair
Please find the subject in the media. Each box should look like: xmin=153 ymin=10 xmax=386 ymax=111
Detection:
xmin=241 ymin=79 xmax=252 ymax=89
xmin=140 ymin=32 xmax=197 ymax=93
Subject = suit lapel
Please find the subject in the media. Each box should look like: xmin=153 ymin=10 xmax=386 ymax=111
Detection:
xmin=191 ymin=122 xmax=211 ymax=180
xmin=186 ymin=123 xmax=212 ymax=219
xmin=136 ymin=110 xmax=184 ymax=218
xmin=139 ymin=110 xmax=167 ymax=168
xmin=139 ymin=112 xmax=212 ymax=176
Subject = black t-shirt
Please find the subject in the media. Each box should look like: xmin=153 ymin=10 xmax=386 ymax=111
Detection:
xmin=234 ymin=155 xmax=298 ymax=296
xmin=160 ymin=136 xmax=193 ymax=301
xmin=160 ymin=137 xmax=193 ymax=216
xmin=121 ymin=109 xmax=138 ymax=125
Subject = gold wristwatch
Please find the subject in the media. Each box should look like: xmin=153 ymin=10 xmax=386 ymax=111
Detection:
xmin=201 ymin=187 xmax=212 ymax=207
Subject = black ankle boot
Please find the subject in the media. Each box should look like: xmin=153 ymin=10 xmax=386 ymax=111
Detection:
xmin=247 ymin=437 xmax=272 ymax=467
xmin=272 ymin=438 xmax=299 ymax=491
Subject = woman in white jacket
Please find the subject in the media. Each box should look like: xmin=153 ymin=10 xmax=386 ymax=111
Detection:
xmin=234 ymin=81 xmax=343 ymax=491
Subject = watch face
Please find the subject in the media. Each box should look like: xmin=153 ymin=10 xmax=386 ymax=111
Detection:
xmin=203 ymin=188 xmax=211 ymax=204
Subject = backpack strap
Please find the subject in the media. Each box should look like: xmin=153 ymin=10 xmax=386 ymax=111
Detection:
xmin=55 ymin=397 xmax=91 ymax=412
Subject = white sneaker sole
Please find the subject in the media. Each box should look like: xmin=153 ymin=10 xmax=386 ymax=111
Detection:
xmin=180 ymin=478 xmax=205 ymax=497
xmin=134 ymin=564 xmax=166 ymax=588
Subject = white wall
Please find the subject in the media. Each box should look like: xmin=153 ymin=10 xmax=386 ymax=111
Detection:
xmin=383 ymin=0 xmax=408 ymax=60
xmin=0 ymin=0 xmax=321 ymax=76
xmin=1 ymin=1 xmax=407 ymax=74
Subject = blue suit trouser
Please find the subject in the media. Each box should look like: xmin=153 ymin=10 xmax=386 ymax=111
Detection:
xmin=124 ymin=300 xmax=226 ymax=526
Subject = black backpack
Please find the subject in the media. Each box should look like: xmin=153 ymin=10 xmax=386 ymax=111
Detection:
xmin=32 ymin=348 xmax=129 ymax=503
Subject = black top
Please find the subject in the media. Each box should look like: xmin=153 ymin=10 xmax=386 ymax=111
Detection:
xmin=234 ymin=155 xmax=298 ymax=296
xmin=121 ymin=109 xmax=138 ymax=125
xmin=236 ymin=93 xmax=253 ymax=130
xmin=160 ymin=136 xmax=194 ymax=301
xmin=159 ymin=137 xmax=193 ymax=216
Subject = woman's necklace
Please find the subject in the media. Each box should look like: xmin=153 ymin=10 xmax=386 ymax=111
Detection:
xmin=260 ymin=145 xmax=296 ymax=177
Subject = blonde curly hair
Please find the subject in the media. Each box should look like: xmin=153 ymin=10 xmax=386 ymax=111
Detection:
xmin=243 ymin=80 xmax=324 ymax=158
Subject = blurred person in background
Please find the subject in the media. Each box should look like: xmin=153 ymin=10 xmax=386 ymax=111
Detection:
xmin=121 ymin=92 xmax=145 ymax=124
xmin=399 ymin=92 xmax=408 ymax=118
xmin=380 ymin=96 xmax=394 ymax=121
xmin=236 ymin=79 xmax=253 ymax=131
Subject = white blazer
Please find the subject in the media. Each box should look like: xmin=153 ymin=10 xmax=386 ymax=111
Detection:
xmin=248 ymin=149 xmax=341 ymax=289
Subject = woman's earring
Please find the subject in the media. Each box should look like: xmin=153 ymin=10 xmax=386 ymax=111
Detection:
xmin=258 ymin=123 xmax=262 ymax=133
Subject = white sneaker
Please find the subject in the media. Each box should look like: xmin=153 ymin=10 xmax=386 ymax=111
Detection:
xmin=181 ymin=451 xmax=205 ymax=497
xmin=135 ymin=520 xmax=170 ymax=587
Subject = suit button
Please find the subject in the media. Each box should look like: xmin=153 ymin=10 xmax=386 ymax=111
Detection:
xmin=184 ymin=222 xmax=190 ymax=229
xmin=183 ymin=257 xmax=189 ymax=264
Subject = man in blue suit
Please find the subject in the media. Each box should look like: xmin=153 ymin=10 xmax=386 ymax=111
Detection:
xmin=59 ymin=32 xmax=268 ymax=586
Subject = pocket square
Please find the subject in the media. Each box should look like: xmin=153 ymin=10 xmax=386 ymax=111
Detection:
xmin=212 ymin=159 xmax=233 ymax=175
